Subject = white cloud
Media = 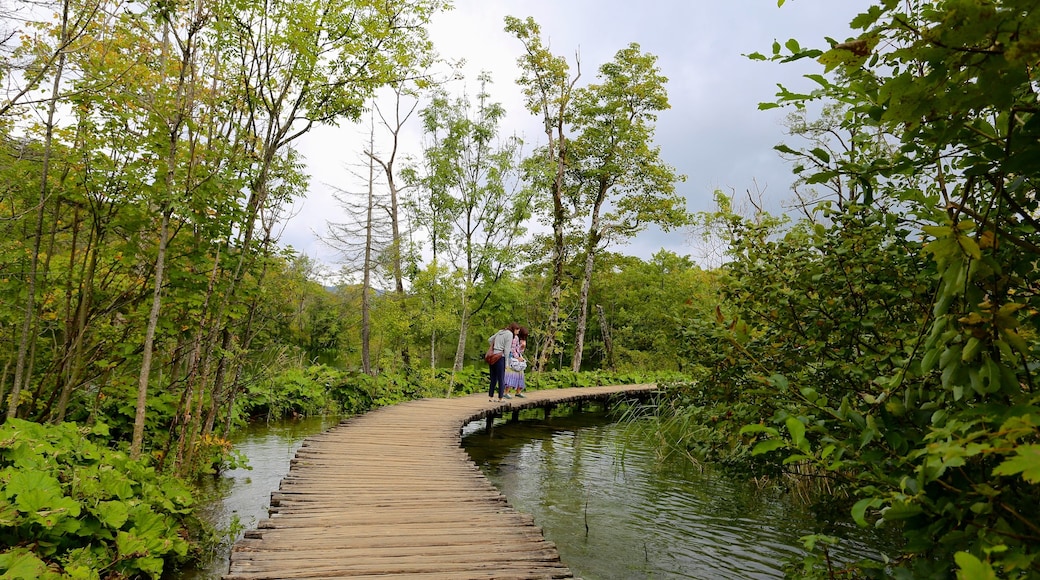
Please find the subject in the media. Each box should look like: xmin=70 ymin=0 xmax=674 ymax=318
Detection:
xmin=284 ymin=0 xmax=871 ymax=266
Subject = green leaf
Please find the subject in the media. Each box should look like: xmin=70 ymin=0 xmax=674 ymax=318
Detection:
xmin=956 ymin=234 xmax=981 ymax=260
xmin=859 ymin=427 xmax=876 ymax=449
xmin=882 ymin=500 xmax=922 ymax=520
xmin=7 ymin=471 xmax=81 ymax=524
xmin=752 ymin=439 xmax=786 ymax=455
xmin=98 ymin=469 xmax=135 ymax=500
xmin=116 ymin=530 xmax=148 ymax=558
xmin=786 ymin=417 xmax=806 ymax=448
xmin=992 ymin=444 xmax=1040 ymax=483
xmin=851 ymin=497 xmax=881 ymax=527
xmin=782 ymin=453 xmax=811 ymax=465
xmin=961 ymin=338 xmax=982 ymax=363
xmin=0 ymin=548 xmax=62 ymax=580
xmin=739 ymin=424 xmax=779 ymax=436
xmin=817 ymin=36 xmax=877 ymax=72
xmin=921 ymin=347 xmax=941 ymax=372
xmin=954 ymin=552 xmax=997 ymax=580
xmin=1001 ymin=328 xmax=1029 ymax=353
xmin=96 ymin=500 xmax=129 ymax=529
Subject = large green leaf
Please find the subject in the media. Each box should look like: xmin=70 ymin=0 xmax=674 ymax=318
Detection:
xmin=0 ymin=547 xmax=63 ymax=579
xmin=954 ymin=552 xmax=997 ymax=580
xmin=992 ymin=444 xmax=1040 ymax=483
xmin=94 ymin=500 xmax=129 ymax=529
xmin=8 ymin=470 xmax=81 ymax=524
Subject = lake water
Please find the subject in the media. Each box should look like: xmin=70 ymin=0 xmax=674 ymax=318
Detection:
xmin=462 ymin=407 xmax=892 ymax=579
xmin=171 ymin=416 xmax=341 ymax=579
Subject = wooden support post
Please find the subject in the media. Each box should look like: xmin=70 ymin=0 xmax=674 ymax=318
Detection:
xmin=510 ymin=409 xmax=519 ymax=422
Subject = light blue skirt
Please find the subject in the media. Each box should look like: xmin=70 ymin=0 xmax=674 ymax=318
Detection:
xmin=504 ymin=368 xmax=525 ymax=389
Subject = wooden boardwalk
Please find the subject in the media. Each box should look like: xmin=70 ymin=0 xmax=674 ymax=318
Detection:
xmin=224 ymin=384 xmax=656 ymax=580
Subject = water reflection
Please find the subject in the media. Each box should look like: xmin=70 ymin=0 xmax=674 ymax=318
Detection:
xmin=463 ymin=408 xmax=889 ymax=580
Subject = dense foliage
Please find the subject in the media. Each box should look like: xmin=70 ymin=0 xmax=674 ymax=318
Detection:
xmin=649 ymin=2 xmax=1040 ymax=578
xmin=0 ymin=419 xmax=200 ymax=579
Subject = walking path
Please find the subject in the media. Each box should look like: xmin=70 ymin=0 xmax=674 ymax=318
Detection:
xmin=224 ymin=384 xmax=656 ymax=579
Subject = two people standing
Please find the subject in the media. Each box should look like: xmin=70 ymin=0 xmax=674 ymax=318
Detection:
xmin=486 ymin=323 xmax=528 ymax=401
xmin=487 ymin=323 xmax=518 ymax=402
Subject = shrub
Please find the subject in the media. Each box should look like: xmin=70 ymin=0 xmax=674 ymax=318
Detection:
xmin=0 ymin=419 xmax=200 ymax=579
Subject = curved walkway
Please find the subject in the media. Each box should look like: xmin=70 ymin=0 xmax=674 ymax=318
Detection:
xmin=224 ymin=384 xmax=656 ymax=580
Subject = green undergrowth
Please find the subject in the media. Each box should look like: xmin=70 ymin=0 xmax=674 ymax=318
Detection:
xmin=0 ymin=419 xmax=213 ymax=579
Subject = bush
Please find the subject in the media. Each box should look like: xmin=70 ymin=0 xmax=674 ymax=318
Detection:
xmin=0 ymin=419 xmax=202 ymax=579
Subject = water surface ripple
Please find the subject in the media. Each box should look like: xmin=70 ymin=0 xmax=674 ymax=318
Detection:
xmin=463 ymin=411 xmax=889 ymax=580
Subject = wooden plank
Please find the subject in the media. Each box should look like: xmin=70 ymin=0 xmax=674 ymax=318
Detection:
xmin=223 ymin=384 xmax=655 ymax=580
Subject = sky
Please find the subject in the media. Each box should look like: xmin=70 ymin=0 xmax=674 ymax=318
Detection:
xmin=288 ymin=0 xmax=872 ymax=270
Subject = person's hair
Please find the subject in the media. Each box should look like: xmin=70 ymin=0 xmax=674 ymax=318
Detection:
xmin=506 ymin=322 xmax=521 ymax=333
xmin=517 ymin=326 xmax=529 ymax=340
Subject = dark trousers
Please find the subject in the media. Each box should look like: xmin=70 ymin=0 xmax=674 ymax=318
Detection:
xmin=488 ymin=357 xmax=506 ymax=398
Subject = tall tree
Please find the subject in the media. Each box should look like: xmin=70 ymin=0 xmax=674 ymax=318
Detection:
xmin=566 ymin=43 xmax=689 ymax=371
xmin=505 ymin=15 xmax=580 ymax=372
xmin=325 ymin=115 xmax=391 ymax=375
xmin=200 ymin=0 xmax=445 ymax=434
xmin=409 ymin=73 xmax=530 ymax=371
xmin=368 ymin=85 xmax=421 ymax=371
xmin=5 ymin=0 xmax=74 ymax=420
xmin=131 ymin=0 xmax=213 ymax=459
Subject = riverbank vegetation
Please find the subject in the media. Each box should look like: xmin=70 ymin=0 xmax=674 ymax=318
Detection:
xmin=2 ymin=0 xmax=1039 ymax=578
xmin=640 ymin=2 xmax=1040 ymax=578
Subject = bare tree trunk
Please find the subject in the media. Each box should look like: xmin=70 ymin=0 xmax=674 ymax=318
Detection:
xmin=174 ymin=242 xmax=221 ymax=473
xmin=571 ymin=184 xmax=605 ymax=372
xmin=55 ymin=208 xmax=97 ymax=422
xmin=8 ymin=0 xmax=71 ymax=419
xmin=371 ymin=87 xmax=419 ymax=371
xmin=571 ymin=245 xmax=596 ymax=372
xmin=132 ymin=8 xmax=200 ymax=457
xmin=202 ymin=140 xmax=279 ymax=436
xmin=597 ymin=304 xmax=615 ymax=372
xmin=155 ymin=333 xmax=190 ymax=471
xmin=361 ymin=123 xmax=375 ymax=374
xmin=131 ymin=208 xmax=170 ymax=458
xmin=538 ymin=144 xmax=568 ymax=372
xmin=222 ymin=232 xmax=275 ymax=437
xmin=0 ymin=359 xmax=10 ymax=415
xmin=451 ymin=301 xmax=471 ymax=372
xmin=429 ymin=327 xmax=437 ymax=368
xmin=428 ymin=264 xmax=438 ymax=369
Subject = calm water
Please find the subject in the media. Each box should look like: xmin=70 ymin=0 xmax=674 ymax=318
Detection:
xmin=462 ymin=408 xmax=891 ymax=579
xmin=170 ymin=416 xmax=341 ymax=579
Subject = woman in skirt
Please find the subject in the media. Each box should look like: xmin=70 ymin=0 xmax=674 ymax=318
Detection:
xmin=504 ymin=326 xmax=528 ymax=398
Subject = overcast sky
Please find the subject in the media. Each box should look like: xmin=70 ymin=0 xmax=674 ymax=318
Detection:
xmin=288 ymin=0 xmax=871 ymax=269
